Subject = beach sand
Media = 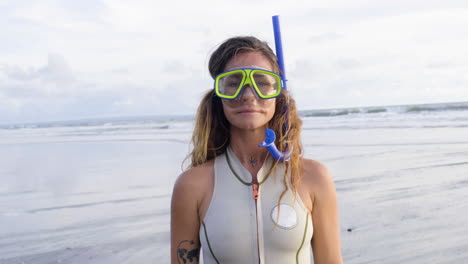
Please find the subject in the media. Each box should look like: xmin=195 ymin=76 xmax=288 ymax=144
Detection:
xmin=1 ymin=122 xmax=468 ymax=263
xmin=304 ymin=127 xmax=468 ymax=263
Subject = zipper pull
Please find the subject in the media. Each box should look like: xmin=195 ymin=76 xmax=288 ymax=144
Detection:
xmin=252 ymin=183 xmax=259 ymax=200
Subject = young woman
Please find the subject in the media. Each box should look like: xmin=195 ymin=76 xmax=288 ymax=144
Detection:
xmin=171 ymin=36 xmax=343 ymax=264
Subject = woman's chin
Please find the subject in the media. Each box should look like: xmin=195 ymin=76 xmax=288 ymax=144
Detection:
xmin=231 ymin=121 xmax=267 ymax=131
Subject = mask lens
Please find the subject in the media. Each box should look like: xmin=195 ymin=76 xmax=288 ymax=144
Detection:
xmin=218 ymin=72 xmax=244 ymax=97
xmin=253 ymin=71 xmax=280 ymax=98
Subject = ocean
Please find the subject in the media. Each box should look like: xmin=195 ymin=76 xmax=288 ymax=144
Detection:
xmin=1 ymin=101 xmax=468 ymax=263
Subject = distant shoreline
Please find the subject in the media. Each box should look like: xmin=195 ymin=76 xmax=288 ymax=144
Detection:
xmin=1 ymin=101 xmax=468 ymax=128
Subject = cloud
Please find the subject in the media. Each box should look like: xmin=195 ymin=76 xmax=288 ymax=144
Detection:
xmin=1 ymin=54 xmax=77 ymax=96
xmin=161 ymin=60 xmax=189 ymax=74
xmin=0 ymin=52 xmax=207 ymax=123
xmin=1 ymin=1 xmax=468 ymax=123
xmin=284 ymin=7 xmax=468 ymax=109
xmin=2 ymin=65 xmax=38 ymax=81
xmin=307 ymin=32 xmax=343 ymax=44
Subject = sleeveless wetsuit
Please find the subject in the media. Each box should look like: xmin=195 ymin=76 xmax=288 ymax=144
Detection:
xmin=200 ymin=146 xmax=313 ymax=264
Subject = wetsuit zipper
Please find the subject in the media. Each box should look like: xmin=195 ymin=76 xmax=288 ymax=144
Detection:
xmin=252 ymin=182 xmax=260 ymax=264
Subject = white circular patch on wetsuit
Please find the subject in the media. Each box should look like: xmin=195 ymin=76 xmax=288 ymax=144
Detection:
xmin=271 ymin=204 xmax=297 ymax=229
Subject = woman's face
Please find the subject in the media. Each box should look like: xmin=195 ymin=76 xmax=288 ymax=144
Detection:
xmin=221 ymin=51 xmax=276 ymax=131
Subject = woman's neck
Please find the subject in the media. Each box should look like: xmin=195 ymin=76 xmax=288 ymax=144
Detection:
xmin=229 ymin=127 xmax=269 ymax=180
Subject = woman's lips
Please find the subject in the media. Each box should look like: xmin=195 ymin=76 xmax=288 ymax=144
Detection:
xmin=237 ymin=109 xmax=261 ymax=114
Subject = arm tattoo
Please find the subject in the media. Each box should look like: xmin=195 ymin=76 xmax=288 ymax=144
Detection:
xmin=177 ymin=240 xmax=200 ymax=264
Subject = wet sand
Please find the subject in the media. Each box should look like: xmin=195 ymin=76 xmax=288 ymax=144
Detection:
xmin=1 ymin=126 xmax=468 ymax=263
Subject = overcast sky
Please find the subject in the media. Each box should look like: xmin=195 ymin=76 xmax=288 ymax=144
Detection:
xmin=1 ymin=0 xmax=468 ymax=124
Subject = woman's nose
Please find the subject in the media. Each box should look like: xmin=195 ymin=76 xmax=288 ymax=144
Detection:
xmin=238 ymin=85 xmax=258 ymax=101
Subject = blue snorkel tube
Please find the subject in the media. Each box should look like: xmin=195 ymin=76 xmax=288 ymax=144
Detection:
xmin=258 ymin=15 xmax=292 ymax=162
xmin=272 ymin=15 xmax=287 ymax=90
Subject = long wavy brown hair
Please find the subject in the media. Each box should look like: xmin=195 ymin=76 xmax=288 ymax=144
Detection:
xmin=186 ymin=36 xmax=303 ymax=202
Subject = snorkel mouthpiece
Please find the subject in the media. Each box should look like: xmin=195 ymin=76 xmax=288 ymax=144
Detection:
xmin=259 ymin=129 xmax=291 ymax=161
xmin=259 ymin=15 xmax=292 ymax=162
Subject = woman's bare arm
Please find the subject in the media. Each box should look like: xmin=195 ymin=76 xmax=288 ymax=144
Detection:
xmin=305 ymin=159 xmax=344 ymax=264
xmin=170 ymin=169 xmax=203 ymax=264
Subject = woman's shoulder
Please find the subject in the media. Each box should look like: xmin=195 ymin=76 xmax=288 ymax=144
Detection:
xmin=173 ymin=160 xmax=215 ymax=195
xmin=300 ymin=158 xmax=335 ymax=191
